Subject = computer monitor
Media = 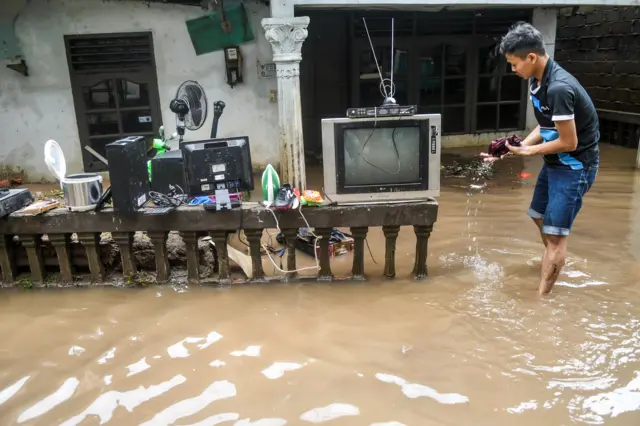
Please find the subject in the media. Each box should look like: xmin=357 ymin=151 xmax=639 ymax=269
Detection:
xmin=181 ymin=136 xmax=254 ymax=196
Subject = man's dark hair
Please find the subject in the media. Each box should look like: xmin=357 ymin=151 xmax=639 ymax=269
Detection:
xmin=499 ymin=22 xmax=546 ymax=58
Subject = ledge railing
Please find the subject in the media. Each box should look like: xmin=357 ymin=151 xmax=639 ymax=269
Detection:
xmin=0 ymin=201 xmax=438 ymax=287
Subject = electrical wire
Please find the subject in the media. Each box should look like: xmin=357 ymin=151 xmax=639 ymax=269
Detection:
xmin=359 ymin=125 xmax=401 ymax=175
xmin=261 ymin=202 xmax=321 ymax=274
xmin=147 ymin=185 xmax=188 ymax=208
xmin=357 ymin=17 xmax=401 ymax=175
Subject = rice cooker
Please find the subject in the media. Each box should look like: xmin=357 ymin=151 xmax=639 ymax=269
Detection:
xmin=44 ymin=140 xmax=104 ymax=212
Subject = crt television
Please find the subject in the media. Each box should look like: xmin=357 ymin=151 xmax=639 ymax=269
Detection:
xmin=181 ymin=136 xmax=254 ymax=196
xmin=321 ymin=114 xmax=441 ymax=204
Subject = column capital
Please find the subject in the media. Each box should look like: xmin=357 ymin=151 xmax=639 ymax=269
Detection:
xmin=262 ymin=16 xmax=310 ymax=63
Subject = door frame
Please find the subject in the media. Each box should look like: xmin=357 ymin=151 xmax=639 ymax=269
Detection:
xmin=64 ymin=32 xmax=163 ymax=172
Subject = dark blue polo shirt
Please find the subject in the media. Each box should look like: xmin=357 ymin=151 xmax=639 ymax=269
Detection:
xmin=529 ymin=59 xmax=600 ymax=169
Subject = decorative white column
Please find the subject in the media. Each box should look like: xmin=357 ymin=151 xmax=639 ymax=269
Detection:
xmin=262 ymin=16 xmax=310 ymax=191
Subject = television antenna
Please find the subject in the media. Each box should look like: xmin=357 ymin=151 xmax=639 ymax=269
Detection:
xmin=363 ymin=17 xmax=396 ymax=106
xmin=346 ymin=18 xmax=416 ymax=118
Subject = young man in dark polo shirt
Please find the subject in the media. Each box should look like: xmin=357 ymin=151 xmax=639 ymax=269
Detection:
xmin=481 ymin=22 xmax=600 ymax=295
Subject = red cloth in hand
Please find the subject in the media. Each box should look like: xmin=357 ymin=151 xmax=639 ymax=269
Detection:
xmin=488 ymin=135 xmax=523 ymax=158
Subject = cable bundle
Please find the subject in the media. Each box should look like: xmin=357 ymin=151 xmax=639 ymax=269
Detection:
xmin=148 ymin=185 xmax=188 ymax=208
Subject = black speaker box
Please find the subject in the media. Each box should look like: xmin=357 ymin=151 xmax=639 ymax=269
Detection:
xmin=150 ymin=150 xmax=186 ymax=194
xmin=105 ymin=136 xmax=150 ymax=213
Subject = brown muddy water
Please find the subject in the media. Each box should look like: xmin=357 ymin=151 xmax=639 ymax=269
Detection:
xmin=1 ymin=145 xmax=640 ymax=425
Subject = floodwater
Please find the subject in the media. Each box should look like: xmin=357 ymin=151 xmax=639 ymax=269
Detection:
xmin=1 ymin=145 xmax=640 ymax=425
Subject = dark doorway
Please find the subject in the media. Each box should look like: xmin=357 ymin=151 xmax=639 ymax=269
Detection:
xmin=64 ymin=32 xmax=162 ymax=172
xmin=298 ymin=8 xmax=532 ymax=160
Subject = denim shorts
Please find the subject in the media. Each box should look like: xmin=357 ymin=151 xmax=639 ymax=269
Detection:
xmin=528 ymin=162 xmax=598 ymax=236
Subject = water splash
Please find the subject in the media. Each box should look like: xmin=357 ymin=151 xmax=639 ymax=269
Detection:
xmin=465 ymin=160 xmax=492 ymax=257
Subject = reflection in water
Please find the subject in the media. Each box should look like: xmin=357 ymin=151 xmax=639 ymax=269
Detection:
xmin=168 ymin=332 xmax=224 ymax=359
xmin=234 ymin=418 xmax=287 ymax=426
xmin=17 ymin=378 xmax=79 ymax=423
xmin=0 ymin=146 xmax=639 ymax=425
xmin=126 ymin=357 xmax=151 ymax=377
xmin=0 ymin=377 xmax=30 ymax=406
xmin=61 ymin=375 xmax=186 ymax=425
xmin=300 ymin=403 xmax=360 ymax=423
xmin=376 ymin=373 xmax=469 ymax=404
xmin=230 ymin=345 xmax=261 ymax=357
xmin=583 ymin=372 xmax=640 ymax=419
xmin=181 ymin=412 xmax=239 ymax=425
xmin=261 ymin=362 xmax=306 ymax=380
xmin=98 ymin=347 xmax=116 ymax=364
xmin=67 ymin=346 xmax=85 ymax=356
xmin=139 ymin=380 xmax=236 ymax=426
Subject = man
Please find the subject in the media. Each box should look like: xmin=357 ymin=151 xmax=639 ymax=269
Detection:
xmin=481 ymin=22 xmax=600 ymax=295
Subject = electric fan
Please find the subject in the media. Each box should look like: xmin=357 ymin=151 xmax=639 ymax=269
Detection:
xmin=169 ymin=80 xmax=209 ymax=143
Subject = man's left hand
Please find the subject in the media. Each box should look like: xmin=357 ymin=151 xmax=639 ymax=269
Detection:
xmin=506 ymin=142 xmax=536 ymax=157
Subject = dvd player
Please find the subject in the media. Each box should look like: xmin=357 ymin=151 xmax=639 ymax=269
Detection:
xmin=347 ymin=105 xmax=417 ymax=119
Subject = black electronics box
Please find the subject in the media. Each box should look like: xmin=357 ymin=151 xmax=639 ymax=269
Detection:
xmin=105 ymin=136 xmax=150 ymax=213
xmin=150 ymin=150 xmax=186 ymax=194
xmin=0 ymin=188 xmax=34 ymax=218
xmin=182 ymin=136 xmax=254 ymax=196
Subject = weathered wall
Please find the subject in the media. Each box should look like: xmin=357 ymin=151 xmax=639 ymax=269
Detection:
xmin=526 ymin=8 xmax=557 ymax=130
xmin=0 ymin=0 xmax=27 ymax=60
xmin=555 ymin=6 xmax=640 ymax=114
xmin=0 ymin=0 xmax=277 ymax=182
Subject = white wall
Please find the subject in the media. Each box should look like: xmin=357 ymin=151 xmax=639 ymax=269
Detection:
xmin=0 ymin=0 xmax=278 ymax=182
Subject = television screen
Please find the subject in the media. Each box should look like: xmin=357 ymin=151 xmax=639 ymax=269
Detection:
xmin=342 ymin=126 xmax=421 ymax=186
